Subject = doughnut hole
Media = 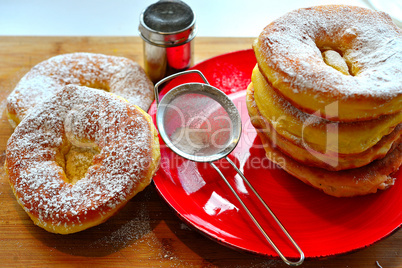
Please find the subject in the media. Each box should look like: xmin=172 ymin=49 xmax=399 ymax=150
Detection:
xmin=59 ymin=105 xmax=102 ymax=184
xmin=321 ymin=50 xmax=351 ymax=75
xmin=81 ymin=81 xmax=110 ymax=92
xmin=53 ymin=137 xmax=101 ymax=185
xmin=65 ymin=145 xmax=100 ymax=184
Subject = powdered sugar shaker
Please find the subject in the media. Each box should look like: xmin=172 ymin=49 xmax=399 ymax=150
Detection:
xmin=139 ymin=0 xmax=197 ymax=83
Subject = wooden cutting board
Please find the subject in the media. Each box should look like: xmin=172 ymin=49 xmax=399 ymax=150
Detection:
xmin=0 ymin=36 xmax=400 ymax=267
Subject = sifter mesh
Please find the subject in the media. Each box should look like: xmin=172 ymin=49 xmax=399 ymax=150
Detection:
xmin=163 ymin=92 xmax=233 ymax=157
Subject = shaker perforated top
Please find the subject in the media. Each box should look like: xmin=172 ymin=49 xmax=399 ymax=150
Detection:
xmin=143 ymin=0 xmax=194 ymax=32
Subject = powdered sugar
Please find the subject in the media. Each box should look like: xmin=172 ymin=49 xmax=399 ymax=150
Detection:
xmin=256 ymin=5 xmax=402 ymax=100
xmin=5 ymin=85 xmax=157 ymax=234
xmin=6 ymin=53 xmax=154 ymax=126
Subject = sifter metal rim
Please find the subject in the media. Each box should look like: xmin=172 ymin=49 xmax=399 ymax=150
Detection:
xmin=156 ymin=82 xmax=242 ymax=163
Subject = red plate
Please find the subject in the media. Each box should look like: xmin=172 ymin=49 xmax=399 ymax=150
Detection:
xmin=148 ymin=49 xmax=402 ymax=259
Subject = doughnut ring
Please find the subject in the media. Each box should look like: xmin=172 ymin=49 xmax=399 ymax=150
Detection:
xmin=6 ymin=52 xmax=154 ymax=127
xmin=5 ymin=85 xmax=160 ymax=234
xmin=254 ymin=5 xmax=402 ymax=121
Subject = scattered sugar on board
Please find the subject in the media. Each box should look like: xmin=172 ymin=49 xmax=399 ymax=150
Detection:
xmin=89 ymin=202 xmax=151 ymax=250
xmin=90 ymin=206 xmax=192 ymax=266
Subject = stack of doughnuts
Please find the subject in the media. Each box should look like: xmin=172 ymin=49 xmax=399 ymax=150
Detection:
xmin=247 ymin=5 xmax=402 ymax=197
xmin=5 ymin=53 xmax=160 ymax=233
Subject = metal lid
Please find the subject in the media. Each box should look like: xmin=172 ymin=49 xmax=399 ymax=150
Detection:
xmin=139 ymin=0 xmax=197 ymax=47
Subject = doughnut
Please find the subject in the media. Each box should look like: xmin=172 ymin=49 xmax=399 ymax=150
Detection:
xmin=253 ymin=5 xmax=402 ymax=121
xmin=247 ymin=83 xmax=402 ymax=197
xmin=251 ymin=66 xmax=402 ymax=159
xmin=247 ymin=82 xmax=402 ymax=171
xmin=6 ymin=52 xmax=154 ymax=127
xmin=5 ymin=85 xmax=160 ymax=234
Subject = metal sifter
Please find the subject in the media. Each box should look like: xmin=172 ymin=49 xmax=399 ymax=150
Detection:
xmin=153 ymin=70 xmax=304 ymax=266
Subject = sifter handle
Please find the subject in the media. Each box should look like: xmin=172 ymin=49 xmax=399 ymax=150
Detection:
xmin=209 ymin=158 xmax=305 ymax=266
xmin=153 ymin=69 xmax=209 ymax=107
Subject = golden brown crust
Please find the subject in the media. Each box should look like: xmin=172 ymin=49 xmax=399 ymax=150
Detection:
xmin=247 ymin=82 xmax=402 ymax=171
xmin=247 ymin=84 xmax=402 ymax=197
xmin=251 ymin=65 xmax=402 ymax=156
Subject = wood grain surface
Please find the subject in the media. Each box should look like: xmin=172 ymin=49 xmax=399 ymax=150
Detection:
xmin=0 ymin=36 xmax=400 ymax=268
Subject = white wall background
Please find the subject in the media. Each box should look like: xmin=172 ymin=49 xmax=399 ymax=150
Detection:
xmin=0 ymin=0 xmax=400 ymax=37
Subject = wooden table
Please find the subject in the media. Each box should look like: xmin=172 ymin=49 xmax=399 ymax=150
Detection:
xmin=0 ymin=36 xmax=400 ymax=267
